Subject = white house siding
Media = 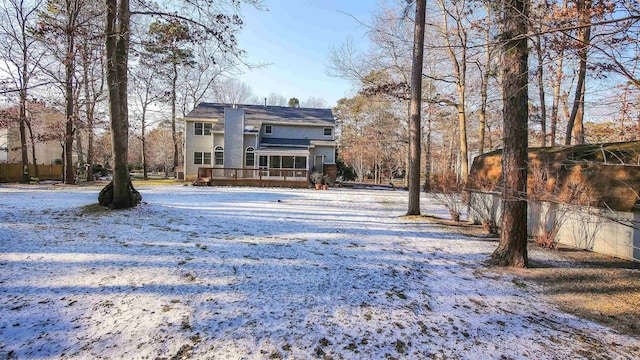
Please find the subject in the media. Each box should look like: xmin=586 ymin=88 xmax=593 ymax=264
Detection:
xmin=262 ymin=124 xmax=333 ymax=141
xmin=243 ymin=134 xmax=259 ymax=167
xmin=311 ymin=145 xmax=335 ymax=169
xmin=212 ymin=133 xmax=224 ymax=149
xmin=184 ymin=120 xmax=216 ymax=181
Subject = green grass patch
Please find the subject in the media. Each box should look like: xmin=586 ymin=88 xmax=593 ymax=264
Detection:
xmin=79 ymin=203 xmax=110 ymax=215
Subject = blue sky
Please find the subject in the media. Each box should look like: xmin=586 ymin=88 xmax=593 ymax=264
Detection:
xmin=236 ymin=1 xmax=381 ymax=107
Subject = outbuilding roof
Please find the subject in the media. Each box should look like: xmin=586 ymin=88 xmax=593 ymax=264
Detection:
xmin=468 ymin=141 xmax=640 ymax=212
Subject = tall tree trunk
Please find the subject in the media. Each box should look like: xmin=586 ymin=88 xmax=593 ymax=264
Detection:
xmin=491 ymin=0 xmax=529 ymax=267
xmin=442 ymin=4 xmax=468 ymax=183
xmin=64 ymin=0 xmax=77 ymax=185
xmin=142 ymin=110 xmax=148 ymax=180
xmin=456 ymin=99 xmax=468 ymax=182
xmin=423 ymin=110 xmax=432 ymax=192
xmin=565 ymin=0 xmax=591 ymax=145
xmin=25 ymin=117 xmax=39 ymax=177
xmin=549 ymin=0 xmax=567 ymax=146
xmin=478 ymin=5 xmax=492 ymax=155
xmin=84 ymin=63 xmax=95 ymax=181
xmin=550 ymin=50 xmax=564 ymax=146
xmin=105 ymin=0 xmax=138 ymax=208
xmin=172 ymin=63 xmax=178 ymax=173
xmin=19 ymin=94 xmax=30 ymax=183
xmin=535 ymin=35 xmax=547 ymax=146
xmin=75 ymin=127 xmax=84 ymax=164
xmin=447 ymin=125 xmax=457 ymax=172
xmin=60 ymin=146 xmax=65 ymax=182
xmin=407 ymin=0 xmax=426 ymax=216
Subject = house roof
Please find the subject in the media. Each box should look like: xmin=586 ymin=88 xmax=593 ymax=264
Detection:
xmin=185 ymin=103 xmax=335 ymax=131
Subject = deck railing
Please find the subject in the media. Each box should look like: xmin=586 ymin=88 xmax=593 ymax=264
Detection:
xmin=197 ymin=167 xmax=308 ymax=181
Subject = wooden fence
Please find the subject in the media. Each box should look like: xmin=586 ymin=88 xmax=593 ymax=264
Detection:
xmin=0 ymin=163 xmax=63 ymax=182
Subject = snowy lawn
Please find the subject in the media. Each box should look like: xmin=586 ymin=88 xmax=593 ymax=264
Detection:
xmin=0 ymin=185 xmax=638 ymax=359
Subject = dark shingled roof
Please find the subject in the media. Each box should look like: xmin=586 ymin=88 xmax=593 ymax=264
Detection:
xmin=185 ymin=103 xmax=335 ymax=131
xmin=260 ymin=138 xmax=311 ymax=147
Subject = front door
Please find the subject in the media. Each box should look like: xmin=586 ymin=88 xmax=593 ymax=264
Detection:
xmin=259 ymin=155 xmax=268 ymax=177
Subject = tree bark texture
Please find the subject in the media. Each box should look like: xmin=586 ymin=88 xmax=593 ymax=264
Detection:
xmin=26 ymin=119 xmax=39 ymax=178
xmin=64 ymin=0 xmax=77 ymax=185
xmin=407 ymin=0 xmax=426 ymax=216
xmin=105 ymin=0 xmax=138 ymax=208
xmin=550 ymin=50 xmax=564 ymax=146
xmin=18 ymin=94 xmax=30 ymax=183
xmin=171 ymin=63 xmax=179 ymax=172
xmin=491 ymin=0 xmax=529 ymax=267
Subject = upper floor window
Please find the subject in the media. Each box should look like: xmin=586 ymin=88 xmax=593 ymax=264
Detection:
xmin=245 ymin=147 xmax=255 ymax=167
xmin=214 ymin=146 xmax=224 ymax=165
xmin=194 ymin=122 xmax=212 ymax=136
xmin=323 ymin=127 xmax=333 ymax=136
xmin=265 ymin=125 xmax=272 ymax=134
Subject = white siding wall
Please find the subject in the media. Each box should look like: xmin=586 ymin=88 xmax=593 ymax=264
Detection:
xmin=184 ymin=120 xmax=215 ymax=180
xmin=311 ymin=146 xmax=335 ymax=166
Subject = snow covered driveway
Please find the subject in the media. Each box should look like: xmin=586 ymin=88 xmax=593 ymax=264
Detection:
xmin=0 ymin=185 xmax=638 ymax=359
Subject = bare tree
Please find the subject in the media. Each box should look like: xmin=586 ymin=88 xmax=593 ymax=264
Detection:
xmin=301 ymin=97 xmax=328 ymax=108
xmin=130 ymin=63 xmax=163 ymax=180
xmin=435 ymin=0 xmax=470 ymax=183
xmin=102 ymin=0 xmax=261 ymax=208
xmin=177 ymin=44 xmax=233 ymax=117
xmin=77 ymin=9 xmax=106 ymax=182
xmin=0 ymin=0 xmax=45 ymax=182
xmin=214 ymin=78 xmax=258 ymax=105
xmin=37 ymin=0 xmax=91 ymax=184
xmin=564 ymin=0 xmax=592 ymax=145
xmin=266 ymin=92 xmax=288 ymax=106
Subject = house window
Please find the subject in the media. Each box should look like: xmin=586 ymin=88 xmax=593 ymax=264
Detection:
xmin=245 ymin=147 xmax=255 ymax=167
xmin=267 ymin=156 xmax=307 ymax=169
xmin=323 ymin=127 xmax=333 ymax=136
xmin=194 ymin=122 xmax=212 ymax=136
xmin=265 ymin=125 xmax=272 ymax=134
xmin=259 ymin=155 xmax=268 ymax=168
xmin=282 ymin=156 xmax=294 ymax=169
xmin=295 ymin=156 xmax=307 ymax=169
xmin=194 ymin=151 xmax=211 ymax=165
xmin=271 ymin=155 xmax=281 ymax=168
xmin=214 ymin=146 xmax=224 ymax=165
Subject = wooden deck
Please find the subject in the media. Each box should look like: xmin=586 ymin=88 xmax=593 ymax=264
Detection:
xmin=195 ymin=167 xmax=309 ymax=188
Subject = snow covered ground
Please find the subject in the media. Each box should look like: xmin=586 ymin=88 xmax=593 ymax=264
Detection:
xmin=0 ymin=185 xmax=638 ymax=359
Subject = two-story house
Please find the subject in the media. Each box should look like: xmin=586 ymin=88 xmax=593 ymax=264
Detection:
xmin=183 ymin=103 xmax=336 ymax=186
